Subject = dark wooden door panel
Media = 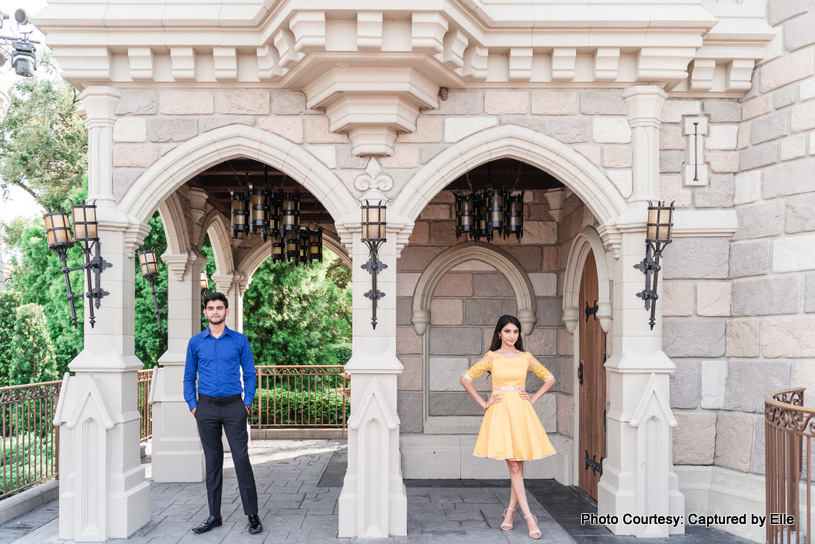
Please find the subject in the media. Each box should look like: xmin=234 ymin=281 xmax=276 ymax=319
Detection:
xmin=578 ymin=251 xmax=606 ymax=500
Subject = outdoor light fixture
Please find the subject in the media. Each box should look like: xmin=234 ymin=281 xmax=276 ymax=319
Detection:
xmin=200 ymin=270 xmax=210 ymax=299
xmin=230 ymin=187 xmax=250 ymax=238
xmin=138 ymin=250 xmax=167 ymax=333
xmin=454 ymin=163 xmax=525 ymax=242
xmin=43 ymin=200 xmax=112 ymax=328
xmin=361 ymin=199 xmax=387 ymax=329
xmin=0 ymin=9 xmax=39 ymax=78
xmin=634 ymin=201 xmax=675 ymax=330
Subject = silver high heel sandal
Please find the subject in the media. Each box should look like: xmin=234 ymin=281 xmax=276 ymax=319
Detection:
xmin=501 ymin=507 xmax=515 ymax=531
xmin=524 ymin=513 xmax=541 ymax=539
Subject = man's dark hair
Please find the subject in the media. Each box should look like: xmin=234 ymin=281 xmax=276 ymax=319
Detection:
xmin=203 ymin=292 xmax=229 ymax=309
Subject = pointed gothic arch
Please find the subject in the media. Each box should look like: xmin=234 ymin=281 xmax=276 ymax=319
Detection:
xmin=391 ymin=124 xmax=626 ymax=232
xmin=119 ymin=125 xmax=359 ymax=226
xmin=562 ymin=227 xmax=613 ymax=333
xmin=410 ymin=242 xmax=537 ymax=336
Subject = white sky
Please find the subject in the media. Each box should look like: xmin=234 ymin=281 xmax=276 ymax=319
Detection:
xmin=0 ymin=0 xmax=54 ymax=224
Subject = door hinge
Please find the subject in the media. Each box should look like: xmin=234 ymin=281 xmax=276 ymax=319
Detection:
xmin=584 ymin=449 xmax=603 ymax=476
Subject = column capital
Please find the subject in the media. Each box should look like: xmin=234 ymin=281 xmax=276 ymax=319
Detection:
xmin=622 ymin=85 xmax=667 ymax=127
xmin=79 ymin=86 xmax=121 ymax=129
xmin=161 ymin=250 xmax=200 ymax=281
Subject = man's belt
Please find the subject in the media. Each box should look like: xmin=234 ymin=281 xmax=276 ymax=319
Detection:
xmin=198 ymin=393 xmax=242 ymax=406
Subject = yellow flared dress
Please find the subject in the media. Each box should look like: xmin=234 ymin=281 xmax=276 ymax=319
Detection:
xmin=462 ymin=351 xmax=556 ymax=461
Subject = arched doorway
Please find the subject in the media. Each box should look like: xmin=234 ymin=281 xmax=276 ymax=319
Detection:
xmin=577 ymin=250 xmax=606 ymax=500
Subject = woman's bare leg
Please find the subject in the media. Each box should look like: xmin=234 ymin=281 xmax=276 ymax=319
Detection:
xmin=507 ymin=460 xmax=540 ymax=536
xmin=503 ymin=460 xmax=519 ymax=527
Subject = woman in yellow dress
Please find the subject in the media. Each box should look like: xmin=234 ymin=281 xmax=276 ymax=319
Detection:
xmin=459 ymin=315 xmax=556 ymax=540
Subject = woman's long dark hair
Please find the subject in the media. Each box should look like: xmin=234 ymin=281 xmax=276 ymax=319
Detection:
xmin=488 ymin=315 xmax=524 ymax=352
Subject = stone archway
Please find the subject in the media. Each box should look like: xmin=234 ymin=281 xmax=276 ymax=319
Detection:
xmin=410 ymin=242 xmax=537 ymax=336
xmin=562 ymin=227 xmax=613 ymax=334
xmin=390 ymin=124 xmax=626 ymax=230
xmin=119 ymin=125 xmax=359 ymax=227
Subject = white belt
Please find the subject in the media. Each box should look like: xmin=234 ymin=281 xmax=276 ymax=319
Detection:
xmin=493 ymin=386 xmax=524 ymax=391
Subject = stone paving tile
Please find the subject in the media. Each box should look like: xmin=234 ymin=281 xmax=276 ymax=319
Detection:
xmin=0 ymin=439 xmax=756 ymax=544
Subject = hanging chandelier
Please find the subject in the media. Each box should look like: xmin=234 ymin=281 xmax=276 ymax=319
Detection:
xmin=454 ymin=162 xmax=525 ymax=242
xmin=227 ymin=164 xmax=323 ymax=266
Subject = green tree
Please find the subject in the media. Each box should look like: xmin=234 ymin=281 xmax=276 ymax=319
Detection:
xmin=9 ymin=303 xmax=60 ymax=385
xmin=0 ymin=54 xmax=87 ymax=210
xmin=242 ymin=250 xmax=352 ymax=367
xmin=0 ymin=290 xmax=22 ymax=386
xmin=134 ymin=213 xmax=168 ymax=368
xmin=3 ymin=212 xmax=85 ymax=370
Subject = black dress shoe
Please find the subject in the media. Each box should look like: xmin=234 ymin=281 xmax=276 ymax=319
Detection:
xmin=248 ymin=513 xmax=263 ymax=534
xmin=192 ymin=515 xmax=222 ymax=534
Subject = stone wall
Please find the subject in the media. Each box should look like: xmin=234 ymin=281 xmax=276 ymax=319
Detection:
xmin=664 ymin=1 xmax=815 ymax=476
xmin=395 ymin=187 xmax=595 ymax=440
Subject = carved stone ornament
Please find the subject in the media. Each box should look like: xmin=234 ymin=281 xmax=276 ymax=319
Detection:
xmin=354 ymin=158 xmax=394 ymax=202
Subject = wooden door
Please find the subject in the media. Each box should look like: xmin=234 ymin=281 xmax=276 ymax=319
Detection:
xmin=578 ymin=250 xmax=606 ymax=500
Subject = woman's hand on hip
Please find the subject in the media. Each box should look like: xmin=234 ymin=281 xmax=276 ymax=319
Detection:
xmin=483 ymin=394 xmax=502 ymax=410
xmin=519 ymin=391 xmax=533 ymax=404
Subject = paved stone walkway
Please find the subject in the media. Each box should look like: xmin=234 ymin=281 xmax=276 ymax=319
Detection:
xmin=0 ymin=440 xmax=752 ymax=543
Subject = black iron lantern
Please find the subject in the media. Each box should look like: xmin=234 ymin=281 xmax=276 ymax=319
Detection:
xmin=280 ymin=190 xmax=300 ymax=235
xmin=473 ymin=193 xmax=489 ymax=242
xmin=44 ymin=210 xmax=80 ymax=327
xmin=44 ymin=200 xmax=111 ymax=328
xmin=270 ymin=232 xmax=285 ymax=263
xmin=298 ymin=232 xmax=309 ymax=263
xmin=283 ymin=231 xmax=300 ymax=262
xmin=138 ymin=250 xmax=167 ymax=333
xmin=307 ymin=227 xmax=323 ymax=263
xmin=249 ymin=185 xmax=268 ymax=240
xmin=485 ymin=187 xmax=506 ymax=241
xmin=200 ymin=270 xmax=210 ymax=299
xmin=455 ymin=192 xmax=476 ymax=240
xmin=361 ymin=199 xmax=388 ymax=329
xmin=505 ymin=192 xmax=524 ymax=240
xmin=230 ymin=188 xmax=250 ymax=238
xmin=635 ymin=200 xmax=675 ymax=330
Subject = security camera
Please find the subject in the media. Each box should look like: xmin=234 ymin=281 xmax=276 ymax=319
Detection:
xmin=11 ymin=40 xmax=35 ymax=77
xmin=14 ymin=9 xmax=28 ymax=25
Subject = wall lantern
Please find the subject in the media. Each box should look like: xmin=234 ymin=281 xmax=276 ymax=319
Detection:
xmin=43 ymin=200 xmax=111 ymax=328
xmin=138 ymin=249 xmax=167 ymax=333
xmin=200 ymin=270 xmax=210 ymax=299
xmin=634 ymin=201 xmax=675 ymax=330
xmin=360 ymin=199 xmax=387 ymax=329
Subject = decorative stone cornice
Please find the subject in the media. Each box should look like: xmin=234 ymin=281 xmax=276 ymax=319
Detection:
xmin=36 ymin=1 xmax=775 ymax=100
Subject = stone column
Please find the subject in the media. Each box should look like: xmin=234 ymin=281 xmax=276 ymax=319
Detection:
xmin=211 ymin=271 xmax=249 ymax=332
xmin=338 ymin=162 xmax=407 ymax=537
xmin=150 ymin=249 xmax=207 ymax=482
xmin=52 ymin=82 xmax=150 ymax=542
xmin=597 ymin=86 xmax=684 ymax=538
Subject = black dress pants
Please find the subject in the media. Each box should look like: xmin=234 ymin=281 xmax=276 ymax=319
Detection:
xmin=195 ymin=399 xmax=258 ymax=517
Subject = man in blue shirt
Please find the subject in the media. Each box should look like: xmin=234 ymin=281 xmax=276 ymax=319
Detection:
xmin=184 ymin=292 xmax=262 ymax=535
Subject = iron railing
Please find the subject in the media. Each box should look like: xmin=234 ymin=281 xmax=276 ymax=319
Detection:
xmin=0 ymin=380 xmax=62 ymax=500
xmin=252 ymin=365 xmax=349 ymax=428
xmin=137 ymin=369 xmax=153 ymax=443
xmin=765 ymin=387 xmax=815 ymax=544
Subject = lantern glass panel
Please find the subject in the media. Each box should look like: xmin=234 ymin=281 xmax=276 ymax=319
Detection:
xmin=250 ymin=187 xmax=268 ymax=233
xmin=44 ymin=212 xmax=72 ymax=248
xmin=271 ymin=233 xmax=285 ymax=262
xmin=71 ymin=203 xmax=99 ymax=242
xmin=505 ymin=193 xmax=524 ymax=239
xmin=646 ymin=202 xmax=674 ymax=242
xmin=200 ymin=270 xmax=209 ymax=290
xmin=361 ymin=201 xmax=386 ymax=242
xmin=138 ymin=250 xmax=159 ymax=278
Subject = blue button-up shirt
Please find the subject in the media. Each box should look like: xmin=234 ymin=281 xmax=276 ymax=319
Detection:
xmin=183 ymin=326 xmax=257 ymax=411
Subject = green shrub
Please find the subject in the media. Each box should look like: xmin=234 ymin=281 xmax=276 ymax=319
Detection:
xmin=251 ymin=387 xmax=349 ymax=427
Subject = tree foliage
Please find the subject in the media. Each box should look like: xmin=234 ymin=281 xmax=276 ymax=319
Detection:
xmin=134 ymin=213 xmax=168 ymax=368
xmin=0 ymin=290 xmax=21 ymax=387
xmin=242 ymin=250 xmax=352 ymax=367
xmin=0 ymin=54 xmax=87 ymax=210
xmin=8 ymin=303 xmax=60 ymax=385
